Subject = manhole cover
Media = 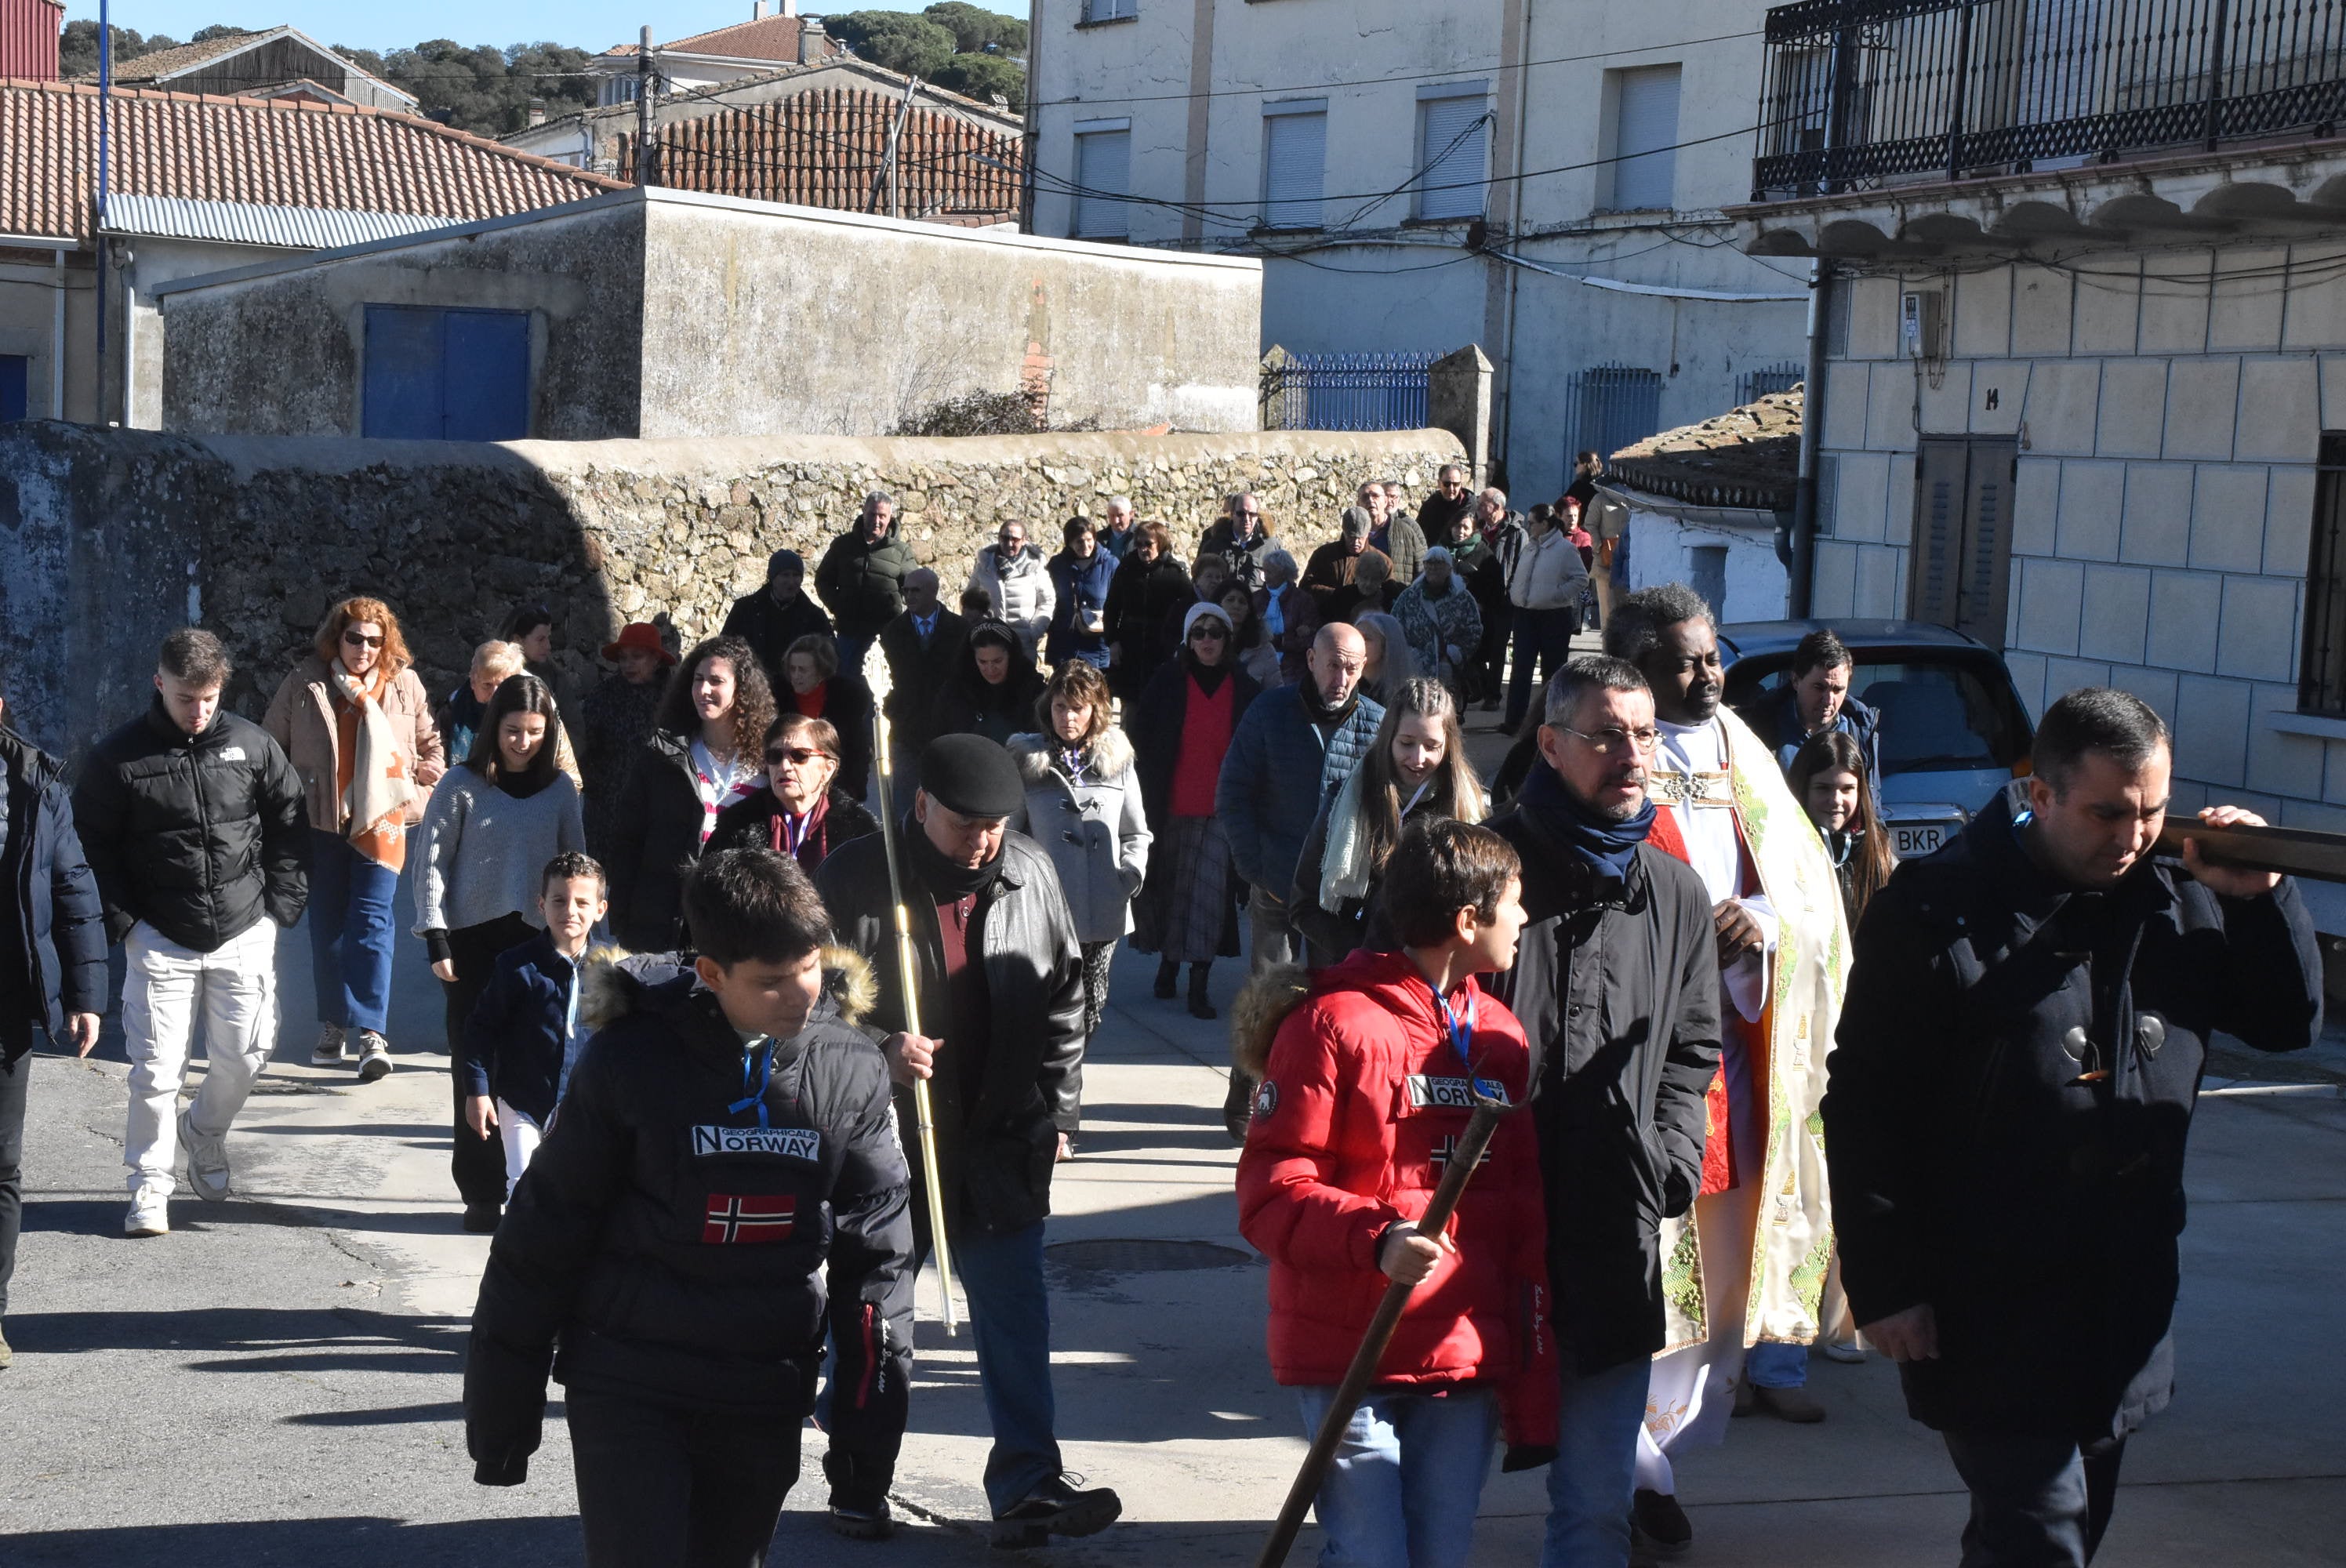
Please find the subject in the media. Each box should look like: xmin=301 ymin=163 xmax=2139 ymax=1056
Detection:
xmin=1045 ymin=1239 xmax=1253 ymax=1276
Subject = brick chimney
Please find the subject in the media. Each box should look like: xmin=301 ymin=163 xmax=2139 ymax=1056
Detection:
xmin=527 ymin=96 xmax=547 ymax=127
xmin=0 ymin=0 xmax=64 ymax=81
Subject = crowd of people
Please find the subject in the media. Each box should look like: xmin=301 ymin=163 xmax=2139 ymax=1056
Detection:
xmin=0 ymin=470 xmax=2319 ymax=1568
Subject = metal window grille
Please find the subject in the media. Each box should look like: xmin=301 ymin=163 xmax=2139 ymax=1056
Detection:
xmin=1754 ymin=0 xmax=2346 ymax=198
xmin=1737 ymin=361 xmax=1807 ymax=405
xmin=2299 ymin=431 xmax=2346 ymax=713
xmin=1260 ymin=351 xmax=1437 ymax=432
xmin=1563 ymin=363 xmax=1666 ymax=470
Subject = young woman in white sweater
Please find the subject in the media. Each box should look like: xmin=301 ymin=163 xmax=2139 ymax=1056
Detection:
xmin=412 ymin=674 xmax=586 ymax=1225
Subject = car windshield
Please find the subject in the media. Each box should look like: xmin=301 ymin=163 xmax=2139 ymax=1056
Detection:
xmin=1737 ymin=655 xmax=2030 ymax=775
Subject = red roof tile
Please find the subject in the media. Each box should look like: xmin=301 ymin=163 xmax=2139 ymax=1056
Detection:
xmin=0 ymin=78 xmax=626 ymax=244
xmin=605 ymin=16 xmax=841 ymax=62
xmin=626 ymin=86 xmax=1023 ymax=221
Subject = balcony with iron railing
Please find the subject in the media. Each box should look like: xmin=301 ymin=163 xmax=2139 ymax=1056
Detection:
xmin=1738 ymin=0 xmax=2346 ymax=256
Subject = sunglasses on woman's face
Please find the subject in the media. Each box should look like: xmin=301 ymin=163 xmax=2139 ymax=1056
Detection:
xmin=767 ymin=746 xmax=828 ymax=766
xmin=341 ymin=631 xmax=383 ymax=648
xmin=1189 ymin=626 xmax=1229 ymax=642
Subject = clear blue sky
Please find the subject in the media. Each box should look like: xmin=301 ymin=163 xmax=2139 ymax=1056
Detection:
xmin=60 ymin=2 xmax=1026 ymax=56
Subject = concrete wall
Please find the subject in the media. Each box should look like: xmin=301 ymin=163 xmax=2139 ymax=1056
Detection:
xmin=1619 ymin=502 xmax=1789 ymax=625
xmin=0 ymin=245 xmax=92 ymax=423
xmin=154 ymin=187 xmax=1262 ymax=443
xmin=1812 ymin=248 xmax=2344 ymax=836
xmin=1030 ymin=0 xmax=1808 ymax=502
xmin=0 ymin=423 xmax=1461 ymax=761
xmin=158 ymin=198 xmax=648 ymax=441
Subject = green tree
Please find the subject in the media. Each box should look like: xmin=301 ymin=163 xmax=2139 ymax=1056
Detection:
xmin=189 ymin=24 xmax=251 ymax=43
xmin=931 ymin=52 xmax=1025 ymax=107
xmin=57 ymin=21 xmax=177 ymax=79
xmin=922 ymin=2 xmax=1026 ymax=57
xmin=365 ymin=39 xmax=597 ymax=136
xmin=819 ymin=12 xmax=959 ymax=80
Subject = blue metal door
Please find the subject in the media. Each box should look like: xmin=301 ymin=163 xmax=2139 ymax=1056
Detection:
xmin=362 ymin=307 xmax=529 ymax=441
xmin=0 ymin=354 xmax=28 ymax=423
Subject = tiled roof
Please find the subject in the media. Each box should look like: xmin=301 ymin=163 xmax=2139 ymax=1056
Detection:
xmin=1609 ymin=388 xmax=1804 ymax=511
xmin=0 ymin=78 xmax=626 ymax=245
xmin=104 ymin=30 xmax=263 ymax=82
xmin=604 ymin=16 xmax=840 ymax=62
xmin=628 ymin=86 xmax=1023 ymax=222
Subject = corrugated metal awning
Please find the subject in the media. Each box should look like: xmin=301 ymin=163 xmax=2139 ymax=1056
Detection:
xmin=101 ymin=194 xmax=466 ymax=249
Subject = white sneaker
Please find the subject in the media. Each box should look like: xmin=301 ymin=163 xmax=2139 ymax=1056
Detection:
xmin=310 ymin=1024 xmax=347 ymax=1066
xmin=180 ymin=1109 xmax=231 ymax=1203
xmin=125 ymin=1193 xmax=169 ymax=1236
xmin=354 ymin=1030 xmax=392 ymax=1082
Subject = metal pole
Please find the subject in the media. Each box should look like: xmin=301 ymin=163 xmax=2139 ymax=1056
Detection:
xmin=635 ymin=26 xmax=656 ymax=187
xmin=870 ymin=72 xmax=919 ymax=218
xmin=95 ymin=0 xmax=111 ymax=423
xmin=1948 ymin=0 xmax=1977 ymax=183
xmin=1789 ymin=258 xmax=1833 ymax=620
xmin=2204 ymin=0 xmax=2232 ymax=151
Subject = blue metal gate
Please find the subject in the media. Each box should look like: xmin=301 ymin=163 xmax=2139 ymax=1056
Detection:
xmin=0 ymin=354 xmax=27 ymax=423
xmin=1261 ymin=350 xmax=1436 ymax=432
xmin=362 ymin=306 xmax=531 ymax=441
xmin=1735 ymin=361 xmax=1804 ymax=408
xmin=1562 ymin=362 xmax=1665 ymax=467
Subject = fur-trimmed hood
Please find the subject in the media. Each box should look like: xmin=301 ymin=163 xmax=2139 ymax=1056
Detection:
xmin=1007 ymin=726 xmax=1135 ymax=786
xmin=1229 ymin=961 xmax=1313 ymax=1080
xmin=579 ymin=941 xmax=877 ymax=1033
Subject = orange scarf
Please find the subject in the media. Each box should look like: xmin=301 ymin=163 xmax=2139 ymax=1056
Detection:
xmin=330 ymin=661 xmax=416 ymax=873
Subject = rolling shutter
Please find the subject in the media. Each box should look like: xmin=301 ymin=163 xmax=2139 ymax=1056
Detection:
xmin=1612 ymin=64 xmax=1683 ymax=211
xmin=1262 ymin=107 xmax=1327 ymax=230
xmin=1415 ymin=93 xmax=1488 ymax=221
xmin=1074 ymin=129 xmax=1131 ymax=238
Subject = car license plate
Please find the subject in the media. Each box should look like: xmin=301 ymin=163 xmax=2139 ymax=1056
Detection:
xmin=1893 ymin=823 xmax=1946 ymax=858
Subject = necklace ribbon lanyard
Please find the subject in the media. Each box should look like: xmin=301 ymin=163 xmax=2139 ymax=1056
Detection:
xmin=730 ymin=1038 xmax=775 ymax=1127
xmin=1429 ymin=984 xmax=1477 ymax=1080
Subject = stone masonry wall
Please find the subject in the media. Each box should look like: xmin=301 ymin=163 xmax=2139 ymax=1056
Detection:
xmin=0 ymin=423 xmax=1463 ymax=758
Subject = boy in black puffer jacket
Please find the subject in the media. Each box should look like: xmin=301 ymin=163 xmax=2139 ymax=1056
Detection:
xmin=463 ymin=847 xmax=914 ymax=1563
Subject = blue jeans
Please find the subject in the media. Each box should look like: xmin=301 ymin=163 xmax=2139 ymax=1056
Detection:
xmin=1505 ymin=604 xmax=1582 ymax=731
xmin=1942 ymin=1430 xmax=2126 ymax=1567
xmin=1541 ymin=1357 xmax=1650 ymax=1568
xmin=307 ymin=829 xmax=400 ymax=1035
xmin=1295 ymin=1385 xmax=1498 ymax=1568
xmin=956 ymin=1221 xmax=1062 ymax=1515
xmin=1746 ymin=1341 xmax=1809 ymax=1389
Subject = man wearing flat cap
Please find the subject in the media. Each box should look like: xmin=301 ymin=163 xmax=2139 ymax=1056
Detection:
xmin=815 ymin=734 xmax=1119 ymax=1549
xmin=723 ymin=548 xmax=836 ymax=690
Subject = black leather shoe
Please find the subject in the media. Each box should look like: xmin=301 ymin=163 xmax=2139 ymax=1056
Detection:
xmin=991 ymin=1475 xmax=1121 ymax=1550
xmin=1632 ymin=1488 xmax=1692 ymax=1555
xmin=828 ymin=1500 xmax=895 ymax=1541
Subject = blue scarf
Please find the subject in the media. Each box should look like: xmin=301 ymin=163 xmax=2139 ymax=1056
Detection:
xmin=1520 ymin=761 xmax=1654 ymax=881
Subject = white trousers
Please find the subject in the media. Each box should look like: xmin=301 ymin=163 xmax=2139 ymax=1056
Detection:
xmin=123 ymin=918 xmax=278 ymax=1200
xmin=496 ymin=1100 xmax=543 ymax=1201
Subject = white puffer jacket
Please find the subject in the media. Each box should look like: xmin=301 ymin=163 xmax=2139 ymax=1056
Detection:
xmin=1007 ymin=728 xmax=1151 ymax=943
xmin=969 ymin=545 xmax=1058 ymax=656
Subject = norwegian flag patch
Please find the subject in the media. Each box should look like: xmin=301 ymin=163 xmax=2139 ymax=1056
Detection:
xmin=703 ymin=1193 xmax=797 ymax=1244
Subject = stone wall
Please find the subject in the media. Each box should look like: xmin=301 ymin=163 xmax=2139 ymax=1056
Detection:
xmin=0 ymin=423 xmax=1463 ymax=758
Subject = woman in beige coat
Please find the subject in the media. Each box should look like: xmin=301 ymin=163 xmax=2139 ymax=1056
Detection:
xmin=264 ymin=597 xmax=444 ymax=1082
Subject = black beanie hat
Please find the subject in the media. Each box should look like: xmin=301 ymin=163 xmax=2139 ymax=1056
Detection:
xmin=918 ymin=735 xmax=1025 ymax=818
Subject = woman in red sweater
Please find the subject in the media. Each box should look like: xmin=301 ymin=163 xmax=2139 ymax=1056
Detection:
xmin=1128 ymin=603 xmax=1262 ymax=1020
xmin=1234 ymin=818 xmax=1556 ymax=1568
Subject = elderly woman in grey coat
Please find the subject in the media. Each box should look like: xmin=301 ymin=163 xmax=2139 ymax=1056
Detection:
xmin=1391 ymin=546 xmax=1484 ymax=697
xmin=1008 ymin=659 xmax=1151 ymax=1049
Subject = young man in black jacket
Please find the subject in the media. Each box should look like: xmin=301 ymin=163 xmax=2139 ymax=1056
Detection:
xmin=1826 ymin=688 xmax=2320 ymax=1567
xmin=1482 ymin=655 xmax=1723 ymax=1568
xmin=721 ymin=548 xmax=834 ymax=690
xmin=73 ymin=629 xmax=308 ymax=1238
xmin=0 ymin=665 xmax=107 ymax=1370
xmin=815 ymin=733 xmax=1120 ymax=1549
xmin=465 ymin=847 xmax=913 ymax=1564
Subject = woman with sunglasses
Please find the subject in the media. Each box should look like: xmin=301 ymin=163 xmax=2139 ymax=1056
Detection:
xmin=265 ymin=596 xmax=447 ymax=1082
xmin=1129 ymin=604 xmax=1261 ymax=1021
xmin=708 ymin=713 xmax=881 ymax=875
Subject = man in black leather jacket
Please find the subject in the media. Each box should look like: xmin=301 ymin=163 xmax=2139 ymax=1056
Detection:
xmin=816 ymin=733 xmax=1120 ymax=1551
xmin=464 ymin=848 xmax=913 ymax=1557
xmin=1826 ymin=688 xmax=2320 ymax=1567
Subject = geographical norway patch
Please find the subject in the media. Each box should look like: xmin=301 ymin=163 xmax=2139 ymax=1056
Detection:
xmin=703 ymin=1193 xmax=797 ymax=1243
xmin=1401 ymin=1075 xmax=1510 ymax=1112
xmin=692 ymin=1125 xmax=821 ymax=1161
xmin=1253 ymin=1080 xmax=1280 ymax=1120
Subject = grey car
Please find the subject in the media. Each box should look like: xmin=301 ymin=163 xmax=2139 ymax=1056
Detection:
xmin=1720 ymin=618 xmax=2035 ymax=861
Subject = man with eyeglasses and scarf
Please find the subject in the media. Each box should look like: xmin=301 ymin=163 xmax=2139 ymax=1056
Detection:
xmin=1601 ymin=583 xmax=1851 ymax=1557
xmin=1482 ymin=654 xmax=1720 ymax=1568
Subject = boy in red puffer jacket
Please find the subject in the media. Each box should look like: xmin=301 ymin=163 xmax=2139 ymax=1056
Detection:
xmin=1234 ymin=818 xmax=1555 ymax=1568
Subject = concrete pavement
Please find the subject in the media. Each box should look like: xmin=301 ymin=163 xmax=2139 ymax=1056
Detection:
xmin=5 ymin=861 xmax=2344 ymax=1565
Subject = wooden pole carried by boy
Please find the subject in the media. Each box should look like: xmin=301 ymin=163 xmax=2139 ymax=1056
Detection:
xmin=1251 ymin=1087 xmax=1507 ymax=1568
xmin=861 ymin=640 xmax=961 ymax=1335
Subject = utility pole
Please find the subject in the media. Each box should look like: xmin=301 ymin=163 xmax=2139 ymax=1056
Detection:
xmin=96 ymin=0 xmax=111 ymax=423
xmin=635 ymin=26 xmax=657 ymax=187
xmin=870 ymin=73 xmax=918 ymax=218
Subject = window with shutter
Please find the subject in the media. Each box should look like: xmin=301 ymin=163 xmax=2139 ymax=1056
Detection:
xmin=1908 ymin=435 xmax=2017 ymax=648
xmin=1083 ymin=0 xmax=1137 ymax=20
xmin=1261 ymin=105 xmax=1327 ymax=230
xmin=1414 ymin=91 xmax=1488 ymax=222
xmin=1073 ymin=129 xmax=1131 ymax=238
xmin=1611 ymin=64 xmax=1683 ymax=212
